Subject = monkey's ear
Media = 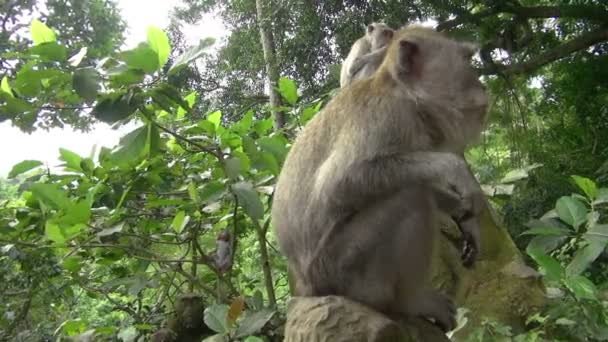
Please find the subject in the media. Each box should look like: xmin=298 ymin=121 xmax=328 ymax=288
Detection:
xmin=460 ymin=42 xmax=479 ymax=59
xmin=367 ymin=24 xmax=375 ymax=33
xmin=398 ymin=39 xmax=419 ymax=74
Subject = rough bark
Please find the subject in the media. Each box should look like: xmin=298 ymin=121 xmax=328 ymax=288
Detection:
xmin=255 ymin=0 xmax=286 ymax=131
xmin=284 ymin=296 xmax=450 ymax=342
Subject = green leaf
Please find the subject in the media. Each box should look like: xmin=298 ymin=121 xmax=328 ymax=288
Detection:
xmin=231 ymin=182 xmax=264 ymax=220
xmin=585 ymin=224 xmax=608 ymax=243
xmin=224 ymin=157 xmax=242 ymax=180
xmin=69 ymin=47 xmax=88 ymax=67
xmin=30 ymin=183 xmax=71 ymax=210
xmin=565 ymin=241 xmax=606 ymax=276
xmin=244 ymin=337 xmax=264 ymax=342
xmin=526 ymin=247 xmax=564 ymax=282
xmin=555 ymin=196 xmax=588 ymax=230
xmin=277 ymin=77 xmax=298 ymax=105
xmin=147 ymin=26 xmax=171 ymax=68
xmin=526 ymin=235 xmax=566 ymax=254
xmin=63 ymin=256 xmax=83 ymax=272
xmin=207 ymin=111 xmax=222 ymax=130
xmin=564 ymin=275 xmax=597 ymax=300
xmin=521 ymin=219 xmax=571 ymax=237
xmin=199 ymin=182 xmax=225 ymax=203
xmin=234 ymin=308 xmax=276 ymax=338
xmin=168 ymin=38 xmax=215 ymax=75
xmin=30 ymin=19 xmax=56 ymax=45
xmin=72 ymin=68 xmax=99 ymax=101
xmin=92 ymin=94 xmax=137 ymax=124
xmin=501 ymin=168 xmax=529 ymax=183
xmin=594 ymin=188 xmax=608 ymax=205
xmin=171 ymin=211 xmax=190 ymax=234
xmin=1 ymin=76 xmax=13 ymax=97
xmin=59 ymin=148 xmax=83 ymax=172
xmin=258 ymin=136 xmax=288 ymax=164
xmin=111 ymin=126 xmax=148 ymax=166
xmin=204 ymin=304 xmax=229 ymax=334
xmin=188 ymin=182 xmax=201 ymax=203
xmin=8 ymin=160 xmax=43 ymax=178
xmin=45 ymin=221 xmax=65 ymax=244
xmin=177 ymin=92 xmax=197 ymax=119
xmin=123 ymin=44 xmax=160 ymax=73
xmin=29 ymin=42 xmax=67 ymax=61
xmin=571 ymin=175 xmax=598 ymax=200
xmin=62 ymin=200 xmax=91 ymax=226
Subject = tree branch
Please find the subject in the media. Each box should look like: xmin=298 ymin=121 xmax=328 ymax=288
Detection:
xmin=479 ymin=27 xmax=608 ymax=76
xmin=437 ymin=4 xmax=608 ymax=31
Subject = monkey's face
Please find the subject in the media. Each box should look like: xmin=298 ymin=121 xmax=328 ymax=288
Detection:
xmin=366 ymin=23 xmax=394 ymax=50
xmin=389 ymin=27 xmax=489 ymax=122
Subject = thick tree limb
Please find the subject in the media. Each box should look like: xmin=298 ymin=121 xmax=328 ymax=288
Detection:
xmin=479 ymin=27 xmax=608 ymax=76
xmin=437 ymin=4 xmax=608 ymax=31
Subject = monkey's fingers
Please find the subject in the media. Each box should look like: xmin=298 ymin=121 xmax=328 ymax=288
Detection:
xmin=461 ymin=239 xmax=477 ymax=268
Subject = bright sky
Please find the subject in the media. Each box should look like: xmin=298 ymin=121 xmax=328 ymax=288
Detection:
xmin=0 ymin=0 xmax=226 ymax=177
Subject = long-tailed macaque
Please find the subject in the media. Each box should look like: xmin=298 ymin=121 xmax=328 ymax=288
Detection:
xmin=340 ymin=22 xmax=394 ymax=87
xmin=272 ymin=25 xmax=488 ymax=332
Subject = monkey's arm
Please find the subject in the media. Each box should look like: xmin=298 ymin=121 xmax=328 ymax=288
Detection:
xmin=348 ymin=46 xmax=388 ymax=78
xmin=334 ymin=151 xmax=483 ymax=265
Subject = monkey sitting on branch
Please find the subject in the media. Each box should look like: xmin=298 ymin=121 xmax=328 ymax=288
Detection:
xmin=340 ymin=22 xmax=394 ymax=87
xmin=272 ymin=24 xmax=489 ymax=332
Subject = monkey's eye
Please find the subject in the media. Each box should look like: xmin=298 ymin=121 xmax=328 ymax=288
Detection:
xmin=367 ymin=24 xmax=375 ymax=33
xmin=383 ymin=30 xmax=393 ymax=38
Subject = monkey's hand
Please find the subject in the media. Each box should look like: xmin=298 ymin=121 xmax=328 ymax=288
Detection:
xmin=456 ymin=212 xmax=480 ymax=268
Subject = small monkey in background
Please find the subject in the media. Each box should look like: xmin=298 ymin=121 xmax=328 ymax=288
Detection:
xmin=214 ymin=230 xmax=232 ymax=273
xmin=273 ymin=25 xmax=488 ymax=332
xmin=339 ymin=22 xmax=394 ymax=87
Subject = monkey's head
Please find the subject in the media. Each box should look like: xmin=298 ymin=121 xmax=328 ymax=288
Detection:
xmin=175 ymin=293 xmax=204 ymax=329
xmin=381 ymin=25 xmax=489 ymax=131
xmin=365 ymin=22 xmax=394 ymax=50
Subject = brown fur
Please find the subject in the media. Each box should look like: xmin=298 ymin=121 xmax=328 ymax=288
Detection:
xmin=272 ymin=25 xmax=489 ymax=332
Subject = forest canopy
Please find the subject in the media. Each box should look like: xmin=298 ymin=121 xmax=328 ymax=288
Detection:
xmin=1 ymin=0 xmax=607 ymax=341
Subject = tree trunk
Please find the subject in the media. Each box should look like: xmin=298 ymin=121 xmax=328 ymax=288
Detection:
xmin=255 ymin=0 xmax=286 ymax=131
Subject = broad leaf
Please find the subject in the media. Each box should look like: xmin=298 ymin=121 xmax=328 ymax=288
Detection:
xmin=224 ymin=157 xmax=242 ymax=180
xmin=258 ymin=136 xmax=288 ymax=164
xmin=521 ymin=219 xmax=571 ymax=237
xmin=8 ymin=160 xmax=43 ymax=178
xmin=30 ymin=183 xmax=71 ymax=210
xmin=501 ymin=168 xmax=529 ymax=183
xmin=168 ymin=38 xmax=215 ymax=75
xmin=63 ymin=256 xmax=83 ymax=272
xmin=585 ymin=224 xmax=608 ymax=243
xmin=29 ymin=42 xmax=67 ymax=61
xmin=177 ymin=91 xmax=197 ymax=119
xmin=564 ymin=275 xmax=597 ymax=300
xmin=277 ymin=77 xmax=298 ymax=105
xmin=92 ymin=94 xmax=137 ymax=124
xmin=1 ymin=76 xmax=13 ymax=97
xmin=566 ymin=241 xmax=606 ymax=276
xmin=171 ymin=211 xmax=190 ymax=234
xmin=45 ymin=221 xmax=65 ymax=244
xmin=147 ymin=26 xmax=171 ymax=68
xmin=59 ymin=148 xmax=83 ymax=172
xmin=231 ymin=182 xmax=264 ymax=220
xmin=207 ymin=111 xmax=222 ymax=130
xmin=571 ymin=175 xmax=597 ymax=200
xmin=72 ymin=68 xmax=99 ymax=101
xmin=555 ymin=196 xmax=587 ymax=230
xmin=234 ymin=308 xmax=276 ymax=338
xmin=111 ymin=126 xmax=148 ymax=166
xmin=30 ymin=19 xmax=56 ymax=45
xmin=526 ymin=247 xmax=564 ymax=282
xmin=204 ymin=304 xmax=229 ymax=334
xmin=123 ymin=44 xmax=160 ymax=73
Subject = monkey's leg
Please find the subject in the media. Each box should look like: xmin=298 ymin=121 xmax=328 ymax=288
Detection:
xmin=325 ymin=187 xmax=456 ymax=332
